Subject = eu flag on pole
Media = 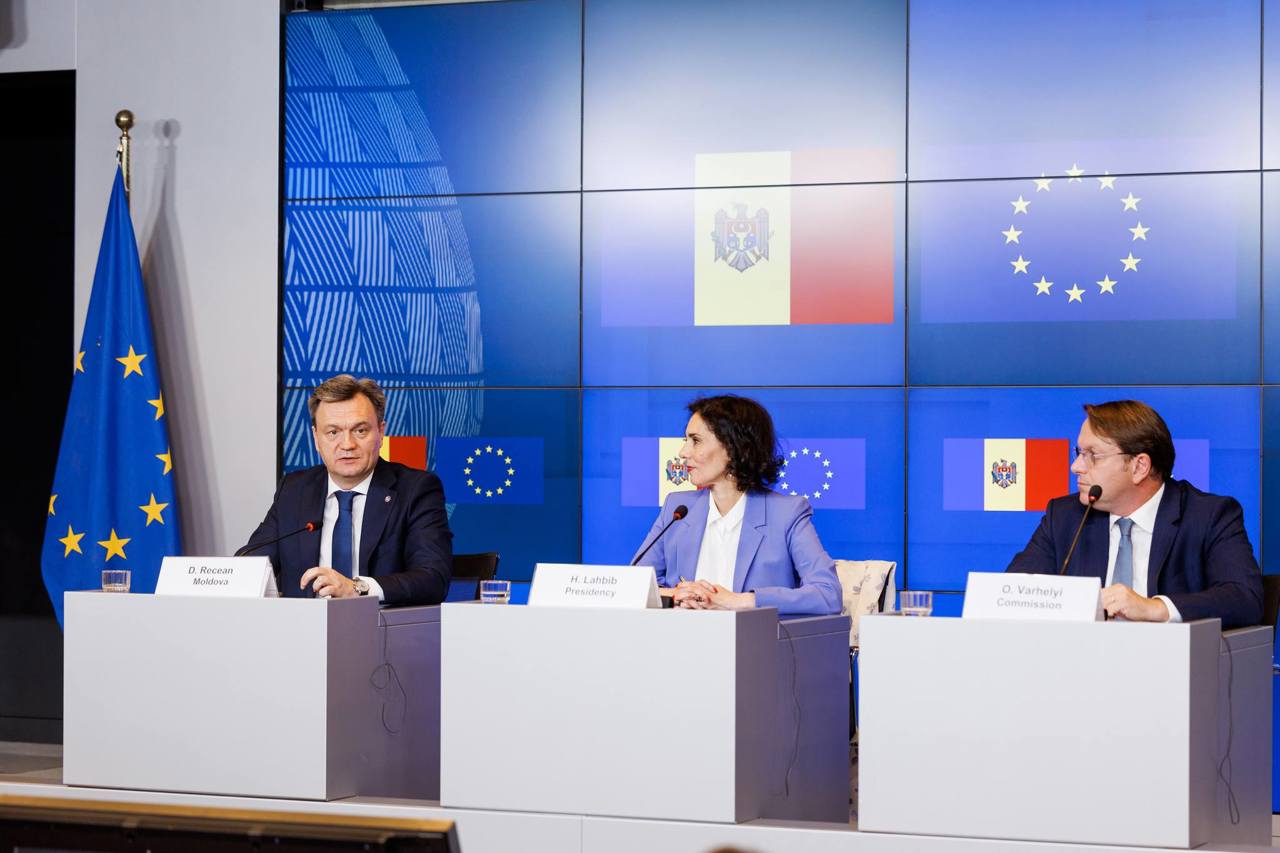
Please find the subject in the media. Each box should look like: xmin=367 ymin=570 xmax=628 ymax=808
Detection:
xmin=41 ymin=169 xmax=181 ymax=626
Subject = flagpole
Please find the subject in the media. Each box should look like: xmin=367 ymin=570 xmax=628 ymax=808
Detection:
xmin=114 ymin=109 xmax=133 ymax=203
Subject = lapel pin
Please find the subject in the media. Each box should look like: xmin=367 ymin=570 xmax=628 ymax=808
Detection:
xmin=385 ymin=495 xmax=391 ymax=503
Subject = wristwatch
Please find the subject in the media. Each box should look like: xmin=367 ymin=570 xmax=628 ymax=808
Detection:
xmin=352 ymin=577 xmax=370 ymax=596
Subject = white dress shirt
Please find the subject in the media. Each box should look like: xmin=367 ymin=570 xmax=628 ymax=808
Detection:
xmin=1106 ymin=483 xmax=1180 ymax=622
xmin=694 ymin=491 xmax=748 ymax=591
xmin=319 ymin=472 xmax=385 ymax=601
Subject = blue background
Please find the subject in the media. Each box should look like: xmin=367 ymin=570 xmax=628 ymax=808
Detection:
xmin=284 ymin=0 xmax=1280 ymax=811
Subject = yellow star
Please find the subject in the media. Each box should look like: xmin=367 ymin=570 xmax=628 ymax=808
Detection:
xmin=1011 ymin=196 xmax=1030 ymax=215
xmin=1120 ymin=253 xmax=1141 ymax=272
xmin=139 ymin=493 xmax=169 ymax=526
xmin=1129 ymin=222 xmax=1149 ymax=241
xmin=97 ymin=528 xmax=131 ymax=562
xmin=485 ymin=445 xmax=493 ymax=453
xmin=474 ymin=487 xmax=481 ymax=494
xmin=1010 ymin=255 xmax=1030 ymax=274
xmin=496 ymin=448 xmax=504 ymax=456
xmin=1121 ymin=193 xmax=1140 ymax=211
xmin=1066 ymin=163 xmax=1085 ymax=181
xmin=1097 ymin=275 xmax=1117 ymax=294
xmin=1033 ymin=174 xmax=1053 ymax=192
xmin=74 ymin=351 xmax=85 ymax=373
xmin=148 ymin=392 xmax=165 ymax=420
xmin=49 ymin=494 xmax=57 ymax=516
xmin=1033 ymin=276 xmax=1053 ymax=295
xmin=496 ymin=487 xmax=504 ymax=495
xmin=485 ymin=490 xmax=493 ymax=497
xmin=58 ymin=524 xmax=85 ymax=557
xmin=1097 ymin=172 xmax=1116 ymax=190
xmin=156 ymin=448 xmax=173 ymax=475
xmin=1001 ymin=225 xmax=1022 ymax=244
xmin=1066 ymin=284 xmax=1085 ymax=302
xmin=116 ymin=345 xmax=146 ymax=378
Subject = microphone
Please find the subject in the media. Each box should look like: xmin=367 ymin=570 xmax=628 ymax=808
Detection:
xmin=632 ymin=504 xmax=688 ymax=566
xmin=1060 ymin=485 xmax=1102 ymax=575
xmin=235 ymin=520 xmax=322 ymax=557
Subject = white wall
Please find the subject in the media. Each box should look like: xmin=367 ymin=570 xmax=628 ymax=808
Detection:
xmin=0 ymin=0 xmax=74 ymax=73
xmin=75 ymin=0 xmax=280 ymax=554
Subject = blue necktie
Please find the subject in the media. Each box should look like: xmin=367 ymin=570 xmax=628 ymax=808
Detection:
xmin=333 ymin=490 xmax=355 ymax=578
xmin=1113 ymin=517 xmax=1134 ymax=589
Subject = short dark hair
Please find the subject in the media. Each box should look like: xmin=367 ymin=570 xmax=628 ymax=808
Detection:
xmin=308 ymin=374 xmax=387 ymax=427
xmin=1083 ymin=400 xmax=1175 ymax=481
xmin=687 ymin=395 xmax=782 ymax=492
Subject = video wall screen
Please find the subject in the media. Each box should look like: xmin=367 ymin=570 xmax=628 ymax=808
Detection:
xmin=283 ymin=0 xmax=1278 ymax=591
xmin=909 ymin=0 xmax=1260 ymax=180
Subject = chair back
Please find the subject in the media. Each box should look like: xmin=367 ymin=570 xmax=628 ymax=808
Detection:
xmin=1262 ymin=574 xmax=1280 ymax=629
xmin=834 ymin=559 xmax=897 ymax=648
xmin=452 ymin=552 xmax=500 ymax=583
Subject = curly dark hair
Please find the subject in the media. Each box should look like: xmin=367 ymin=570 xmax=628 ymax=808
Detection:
xmin=687 ymin=395 xmax=783 ymax=492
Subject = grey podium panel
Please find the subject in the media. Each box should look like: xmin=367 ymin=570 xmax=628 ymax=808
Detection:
xmin=64 ymin=593 xmax=380 ymax=800
xmin=440 ymin=605 xmax=778 ymax=823
xmin=363 ymin=604 xmax=442 ymax=800
xmin=858 ymin=616 xmax=1271 ymax=849
xmin=762 ymin=614 xmax=851 ymax=823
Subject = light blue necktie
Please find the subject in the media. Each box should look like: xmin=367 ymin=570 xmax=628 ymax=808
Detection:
xmin=1113 ymin=517 xmax=1134 ymax=589
xmin=333 ymin=490 xmax=356 ymax=578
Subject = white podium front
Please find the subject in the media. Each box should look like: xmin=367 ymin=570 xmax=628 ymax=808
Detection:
xmin=857 ymin=615 xmax=1272 ymax=848
xmin=64 ymin=592 xmax=384 ymax=800
xmin=440 ymin=604 xmax=850 ymax=824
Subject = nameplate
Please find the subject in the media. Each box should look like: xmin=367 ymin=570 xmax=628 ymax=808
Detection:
xmin=155 ymin=556 xmax=279 ymax=598
xmin=962 ymin=572 xmax=1102 ymax=622
xmin=528 ymin=564 xmax=660 ymax=609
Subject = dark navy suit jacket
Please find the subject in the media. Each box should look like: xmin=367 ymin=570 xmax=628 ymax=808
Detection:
xmin=1006 ymin=478 xmax=1262 ymax=628
xmin=245 ymin=459 xmax=453 ymax=606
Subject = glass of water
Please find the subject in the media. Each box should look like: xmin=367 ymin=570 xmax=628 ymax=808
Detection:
xmin=101 ymin=569 xmax=131 ymax=593
xmin=480 ymin=579 xmax=511 ymax=604
xmin=900 ymin=589 xmax=932 ymax=617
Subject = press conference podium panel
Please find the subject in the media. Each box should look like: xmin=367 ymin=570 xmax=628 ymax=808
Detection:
xmin=857 ymin=615 xmax=1272 ymax=849
xmin=63 ymin=592 xmax=443 ymax=802
xmin=439 ymin=604 xmax=849 ymax=824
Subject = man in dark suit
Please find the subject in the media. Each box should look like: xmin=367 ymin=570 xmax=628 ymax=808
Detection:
xmin=245 ymin=375 xmax=452 ymax=605
xmin=1007 ymin=400 xmax=1262 ymax=629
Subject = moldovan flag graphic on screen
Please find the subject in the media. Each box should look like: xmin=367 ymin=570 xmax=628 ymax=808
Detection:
xmin=620 ymin=437 xmax=699 ymax=507
xmin=380 ymin=436 xmax=427 ymax=470
xmin=942 ymin=438 xmax=1069 ymax=512
xmin=693 ymin=151 xmax=894 ymax=326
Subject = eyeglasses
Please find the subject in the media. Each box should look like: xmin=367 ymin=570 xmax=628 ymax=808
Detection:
xmin=1073 ymin=446 xmax=1129 ymax=467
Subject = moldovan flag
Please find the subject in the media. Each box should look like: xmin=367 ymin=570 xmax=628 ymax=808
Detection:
xmin=692 ymin=150 xmax=894 ymax=326
xmin=620 ymin=437 xmax=698 ymax=507
xmin=380 ymin=435 xmax=427 ymax=470
xmin=943 ymin=438 xmax=1069 ymax=512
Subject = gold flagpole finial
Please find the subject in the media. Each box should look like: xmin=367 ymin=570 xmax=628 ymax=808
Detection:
xmin=115 ymin=109 xmax=134 ymax=201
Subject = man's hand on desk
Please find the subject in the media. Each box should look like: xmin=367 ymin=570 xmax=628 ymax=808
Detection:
xmin=672 ymin=579 xmax=756 ymax=611
xmin=300 ymin=566 xmax=359 ymax=598
xmin=1101 ymin=584 xmax=1170 ymax=622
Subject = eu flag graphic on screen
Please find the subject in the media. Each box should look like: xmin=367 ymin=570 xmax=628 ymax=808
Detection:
xmin=916 ymin=170 xmax=1241 ymax=324
xmin=42 ymin=169 xmax=181 ymax=626
xmin=434 ymin=437 xmax=544 ymax=504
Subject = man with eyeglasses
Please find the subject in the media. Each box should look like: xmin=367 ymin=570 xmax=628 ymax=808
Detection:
xmin=242 ymin=374 xmax=453 ymax=605
xmin=1007 ymin=400 xmax=1262 ymax=628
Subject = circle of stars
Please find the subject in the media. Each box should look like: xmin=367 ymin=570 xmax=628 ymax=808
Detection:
xmin=463 ymin=445 xmax=516 ymax=499
xmin=1002 ymin=164 xmax=1149 ymax=304
xmin=777 ymin=446 xmax=835 ymax=501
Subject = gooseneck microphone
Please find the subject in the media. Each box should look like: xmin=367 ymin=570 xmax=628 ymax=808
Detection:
xmin=632 ymin=504 xmax=688 ymax=566
xmin=235 ymin=520 xmax=322 ymax=557
xmin=1060 ymin=485 xmax=1102 ymax=575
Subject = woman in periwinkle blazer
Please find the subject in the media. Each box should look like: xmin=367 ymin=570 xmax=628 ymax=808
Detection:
xmin=631 ymin=395 xmax=842 ymax=616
